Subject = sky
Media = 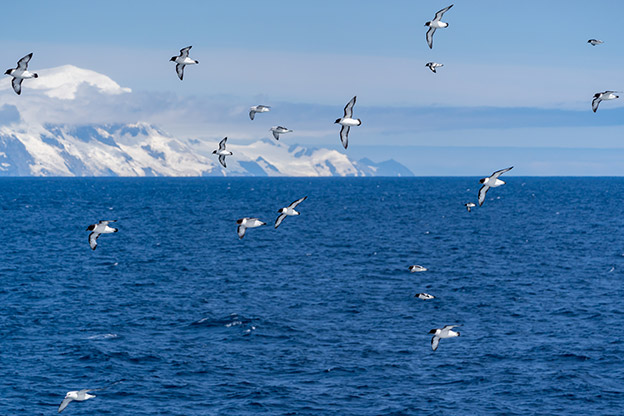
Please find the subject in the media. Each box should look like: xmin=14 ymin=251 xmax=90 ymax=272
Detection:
xmin=1 ymin=0 xmax=624 ymax=175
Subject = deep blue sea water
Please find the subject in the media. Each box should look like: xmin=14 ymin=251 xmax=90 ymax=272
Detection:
xmin=1 ymin=177 xmax=623 ymax=415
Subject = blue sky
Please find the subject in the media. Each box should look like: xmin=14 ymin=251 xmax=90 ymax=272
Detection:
xmin=1 ymin=1 xmax=624 ymax=175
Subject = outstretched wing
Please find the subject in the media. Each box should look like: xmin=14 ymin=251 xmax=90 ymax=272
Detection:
xmin=340 ymin=125 xmax=350 ymax=149
xmin=431 ymin=336 xmax=440 ymax=351
xmin=89 ymin=232 xmax=100 ymax=250
xmin=17 ymin=53 xmax=33 ymax=70
xmin=490 ymin=166 xmax=513 ymax=181
xmin=179 ymin=46 xmax=192 ymax=58
xmin=218 ymin=137 xmax=227 ymax=151
xmin=343 ymin=96 xmax=356 ymax=118
xmin=249 ymin=110 xmax=255 ymax=120
xmin=274 ymin=213 xmax=287 ymax=229
xmin=272 ymin=130 xmax=280 ymax=140
xmin=433 ymin=4 xmax=453 ymax=21
xmin=288 ymin=196 xmax=307 ymax=209
xmin=176 ymin=64 xmax=185 ymax=80
xmin=592 ymin=96 xmax=601 ymax=112
xmin=237 ymin=225 xmax=246 ymax=239
xmin=478 ymin=184 xmax=489 ymax=206
xmin=58 ymin=397 xmax=73 ymax=413
xmin=98 ymin=220 xmax=116 ymax=225
xmin=426 ymin=27 xmax=436 ymax=49
xmin=218 ymin=154 xmax=227 ymax=168
xmin=11 ymin=78 xmax=23 ymax=95
xmin=442 ymin=324 xmax=461 ymax=330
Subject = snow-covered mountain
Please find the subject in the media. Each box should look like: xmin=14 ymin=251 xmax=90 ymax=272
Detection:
xmin=0 ymin=65 xmax=412 ymax=177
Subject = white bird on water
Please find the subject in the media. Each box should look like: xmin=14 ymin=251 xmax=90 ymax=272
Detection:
xmin=275 ymin=196 xmax=307 ymax=229
xmin=478 ymin=167 xmax=513 ymax=206
xmin=170 ymin=46 xmax=199 ymax=80
xmin=335 ymin=96 xmax=361 ymax=149
xmin=236 ymin=217 xmax=266 ymax=239
xmin=429 ymin=324 xmax=461 ymax=351
xmin=592 ymin=91 xmax=619 ymax=113
xmin=249 ymin=105 xmax=271 ymax=120
xmin=5 ymin=53 xmax=38 ymax=95
xmin=212 ymin=137 xmax=232 ymax=168
xmin=415 ymin=293 xmax=435 ymax=300
xmin=409 ymin=265 xmax=428 ymax=272
xmin=425 ymin=4 xmax=453 ymax=49
xmin=86 ymin=220 xmax=118 ymax=250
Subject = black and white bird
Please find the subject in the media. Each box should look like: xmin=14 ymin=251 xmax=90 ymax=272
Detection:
xmin=270 ymin=126 xmax=292 ymax=140
xmin=592 ymin=91 xmax=619 ymax=113
xmin=275 ymin=196 xmax=307 ymax=229
xmin=212 ymin=137 xmax=232 ymax=168
xmin=86 ymin=220 xmax=118 ymax=250
xmin=429 ymin=324 xmax=461 ymax=351
xmin=58 ymin=389 xmax=100 ymax=413
xmin=409 ymin=265 xmax=428 ymax=272
xmin=478 ymin=167 xmax=513 ymax=206
xmin=170 ymin=46 xmax=199 ymax=80
xmin=249 ymin=105 xmax=271 ymax=120
xmin=236 ymin=218 xmax=266 ymax=239
xmin=587 ymin=39 xmax=604 ymax=46
xmin=335 ymin=96 xmax=361 ymax=149
xmin=415 ymin=293 xmax=435 ymax=300
xmin=425 ymin=5 xmax=453 ymax=49
xmin=464 ymin=202 xmax=476 ymax=212
xmin=5 ymin=53 xmax=38 ymax=95
xmin=426 ymin=62 xmax=444 ymax=73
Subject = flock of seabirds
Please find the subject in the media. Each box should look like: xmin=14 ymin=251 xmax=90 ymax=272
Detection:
xmin=3 ymin=4 xmax=617 ymax=413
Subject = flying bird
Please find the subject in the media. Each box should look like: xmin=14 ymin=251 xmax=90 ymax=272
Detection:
xmin=587 ymin=39 xmax=604 ymax=46
xmin=236 ymin=218 xmax=266 ymax=239
xmin=86 ymin=220 xmax=118 ymax=250
xmin=415 ymin=293 xmax=435 ymax=300
xmin=249 ymin=105 xmax=271 ymax=120
xmin=212 ymin=137 xmax=232 ymax=168
xmin=425 ymin=4 xmax=453 ymax=49
xmin=275 ymin=196 xmax=307 ymax=228
xmin=429 ymin=324 xmax=461 ymax=351
xmin=478 ymin=167 xmax=513 ymax=206
xmin=270 ymin=126 xmax=292 ymax=140
xmin=592 ymin=91 xmax=619 ymax=113
xmin=464 ymin=202 xmax=476 ymax=212
xmin=5 ymin=53 xmax=38 ymax=95
xmin=58 ymin=388 xmax=102 ymax=413
xmin=425 ymin=62 xmax=444 ymax=73
xmin=170 ymin=46 xmax=199 ymax=80
xmin=334 ymin=96 xmax=361 ymax=149
xmin=409 ymin=265 xmax=428 ymax=272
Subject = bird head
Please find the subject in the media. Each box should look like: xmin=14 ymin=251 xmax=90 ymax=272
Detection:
xmin=4 ymin=69 xmax=11 ymax=75
xmin=429 ymin=329 xmax=437 ymax=334
xmin=212 ymin=150 xmax=217 ymax=154
xmin=479 ymin=178 xmax=486 ymax=184
xmin=236 ymin=219 xmax=243 ymax=224
xmin=334 ymin=119 xmax=341 ymax=124
xmin=424 ymin=21 xmax=431 ymax=26
xmin=278 ymin=208 xmax=285 ymax=213
xmin=169 ymin=57 xmax=176 ymax=62
xmin=86 ymin=224 xmax=95 ymax=231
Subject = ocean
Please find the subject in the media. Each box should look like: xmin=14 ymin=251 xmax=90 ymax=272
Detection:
xmin=1 ymin=177 xmax=623 ymax=415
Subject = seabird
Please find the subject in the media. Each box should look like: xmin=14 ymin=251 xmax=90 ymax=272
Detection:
xmin=270 ymin=126 xmax=292 ymax=140
xmin=587 ymin=39 xmax=604 ymax=46
xmin=429 ymin=324 xmax=461 ymax=351
xmin=170 ymin=46 xmax=199 ymax=80
xmin=334 ymin=96 xmax=362 ymax=149
xmin=409 ymin=265 xmax=428 ymax=272
xmin=426 ymin=62 xmax=444 ymax=73
xmin=592 ymin=91 xmax=619 ymax=113
xmin=478 ymin=167 xmax=513 ymax=206
xmin=275 ymin=196 xmax=307 ymax=228
xmin=236 ymin=217 xmax=266 ymax=239
xmin=58 ymin=388 xmax=101 ymax=413
xmin=5 ymin=53 xmax=38 ymax=95
xmin=249 ymin=105 xmax=271 ymax=120
xmin=212 ymin=137 xmax=232 ymax=168
xmin=425 ymin=5 xmax=453 ymax=49
xmin=86 ymin=220 xmax=118 ymax=250
xmin=415 ymin=293 xmax=435 ymax=300
xmin=465 ymin=202 xmax=476 ymax=212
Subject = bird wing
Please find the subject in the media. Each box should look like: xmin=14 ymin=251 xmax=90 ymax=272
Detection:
xmin=249 ymin=110 xmax=255 ymax=120
xmin=272 ymin=130 xmax=280 ymax=140
xmin=442 ymin=324 xmax=461 ymax=330
xmin=343 ymin=96 xmax=356 ymax=118
xmin=98 ymin=220 xmax=116 ymax=224
xmin=592 ymin=96 xmax=602 ymax=112
xmin=237 ymin=225 xmax=246 ymax=239
xmin=340 ymin=125 xmax=350 ymax=149
xmin=431 ymin=336 xmax=440 ymax=351
xmin=17 ymin=53 xmax=33 ymax=70
xmin=478 ymin=184 xmax=489 ymax=206
xmin=433 ymin=4 xmax=453 ymax=21
xmin=89 ymin=232 xmax=100 ymax=250
xmin=218 ymin=137 xmax=227 ymax=151
xmin=11 ymin=78 xmax=23 ymax=95
xmin=274 ymin=213 xmax=287 ymax=229
xmin=58 ymin=397 xmax=73 ymax=413
xmin=426 ymin=27 xmax=436 ymax=49
xmin=259 ymin=105 xmax=270 ymax=110
xmin=218 ymin=154 xmax=227 ymax=168
xmin=490 ymin=166 xmax=513 ymax=181
xmin=179 ymin=46 xmax=192 ymax=58
xmin=288 ymin=196 xmax=307 ymax=209
xmin=176 ymin=64 xmax=185 ymax=80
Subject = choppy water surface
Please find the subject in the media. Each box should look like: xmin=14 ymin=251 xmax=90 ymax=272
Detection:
xmin=1 ymin=178 xmax=623 ymax=415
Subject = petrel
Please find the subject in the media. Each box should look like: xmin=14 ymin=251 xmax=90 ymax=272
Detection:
xmin=429 ymin=324 xmax=461 ymax=351
xmin=86 ymin=220 xmax=118 ymax=250
xmin=425 ymin=4 xmax=453 ymax=49
xmin=587 ymin=39 xmax=604 ymax=46
xmin=409 ymin=265 xmax=428 ymax=272
xmin=249 ymin=105 xmax=271 ymax=120
xmin=415 ymin=293 xmax=435 ymax=300
xmin=170 ymin=46 xmax=199 ymax=80
xmin=426 ymin=62 xmax=444 ymax=73
xmin=58 ymin=388 xmax=102 ymax=413
xmin=270 ymin=126 xmax=292 ymax=140
xmin=592 ymin=91 xmax=619 ymax=113
xmin=212 ymin=137 xmax=232 ymax=168
xmin=5 ymin=53 xmax=38 ymax=95
xmin=464 ymin=202 xmax=476 ymax=212
xmin=478 ymin=167 xmax=513 ymax=206
xmin=236 ymin=218 xmax=266 ymax=239
xmin=275 ymin=196 xmax=307 ymax=228
xmin=334 ymin=96 xmax=361 ymax=149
